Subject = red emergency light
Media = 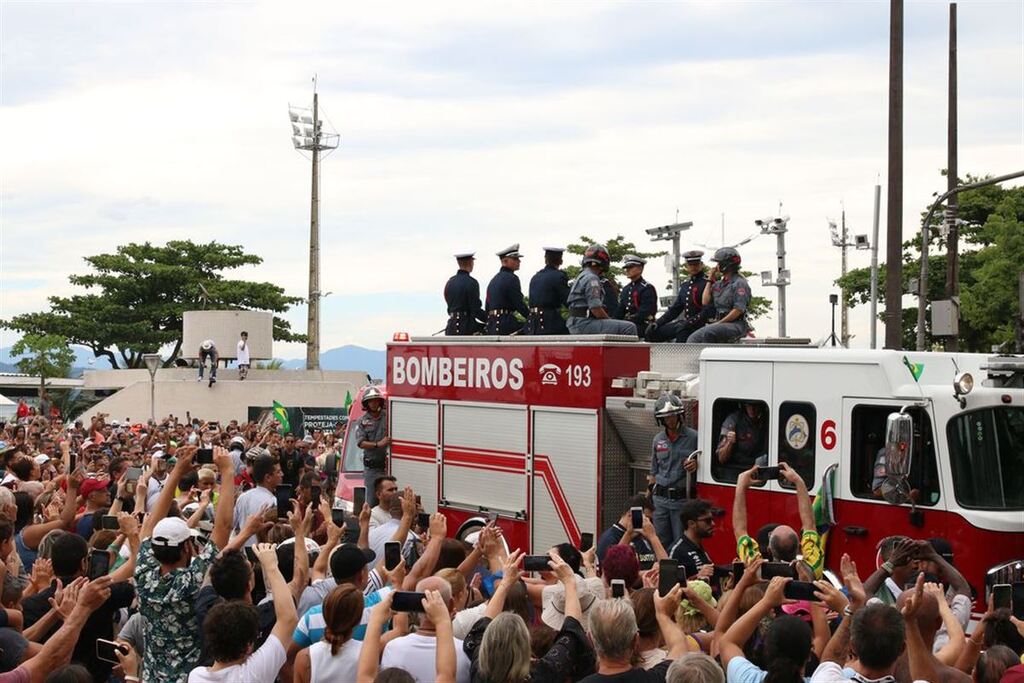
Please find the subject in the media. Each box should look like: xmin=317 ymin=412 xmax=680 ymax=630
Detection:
xmin=393 ymin=332 xmax=410 ymax=342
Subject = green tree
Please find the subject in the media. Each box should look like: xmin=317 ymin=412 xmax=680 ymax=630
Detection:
xmin=2 ymin=241 xmax=305 ymax=368
xmin=10 ymin=333 xmax=76 ymax=400
xmin=836 ymin=174 xmax=1024 ymax=350
xmin=564 ymin=235 xmax=772 ymax=321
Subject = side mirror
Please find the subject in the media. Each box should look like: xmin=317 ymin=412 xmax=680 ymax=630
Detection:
xmin=884 ymin=411 xmax=914 ymax=478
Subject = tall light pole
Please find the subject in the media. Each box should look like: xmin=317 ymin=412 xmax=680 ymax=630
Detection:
xmin=290 ymin=81 xmax=339 ymax=370
xmin=755 ymin=216 xmax=791 ymax=338
xmin=142 ymin=354 xmax=161 ymax=424
xmin=829 ymin=208 xmax=871 ymax=347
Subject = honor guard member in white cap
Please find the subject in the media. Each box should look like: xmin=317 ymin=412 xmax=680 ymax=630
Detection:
xmin=645 ymin=250 xmax=713 ymax=342
xmin=566 ymin=244 xmax=638 ymax=336
xmin=617 ymin=254 xmax=658 ymax=339
xmin=444 ymin=251 xmax=486 ymax=335
xmin=687 ymin=247 xmax=751 ymax=343
xmin=485 ymin=244 xmax=530 ymax=334
xmin=524 ymin=247 xmax=569 ymax=335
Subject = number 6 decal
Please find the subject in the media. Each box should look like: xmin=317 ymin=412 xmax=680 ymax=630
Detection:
xmin=820 ymin=419 xmax=837 ymax=450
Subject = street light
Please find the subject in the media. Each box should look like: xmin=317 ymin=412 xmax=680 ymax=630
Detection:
xmin=289 ymin=78 xmax=340 ymax=370
xmin=142 ymin=354 xmax=161 ymax=424
xmin=755 ymin=216 xmax=791 ymax=338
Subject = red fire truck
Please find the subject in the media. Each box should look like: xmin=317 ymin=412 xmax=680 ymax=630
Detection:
xmin=337 ymin=336 xmax=1024 ymax=605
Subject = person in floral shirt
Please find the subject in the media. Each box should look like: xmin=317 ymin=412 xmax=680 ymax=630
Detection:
xmin=134 ymin=446 xmax=236 ymax=683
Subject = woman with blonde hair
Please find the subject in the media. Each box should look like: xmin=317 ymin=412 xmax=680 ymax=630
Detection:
xmin=294 ymin=584 xmax=364 ymax=682
xmin=464 ymin=550 xmax=595 ymax=682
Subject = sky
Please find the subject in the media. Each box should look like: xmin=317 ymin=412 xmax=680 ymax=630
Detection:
xmin=1 ymin=0 xmax=1022 ymax=358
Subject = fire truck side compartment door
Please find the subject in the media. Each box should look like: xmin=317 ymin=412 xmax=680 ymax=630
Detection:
xmin=389 ymin=398 xmax=440 ymax=514
xmin=441 ymin=402 xmax=528 ymax=515
xmin=531 ymin=407 xmax=599 ymax=551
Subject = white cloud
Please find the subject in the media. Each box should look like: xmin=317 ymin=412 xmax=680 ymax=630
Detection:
xmin=1 ymin=0 xmax=1021 ymax=358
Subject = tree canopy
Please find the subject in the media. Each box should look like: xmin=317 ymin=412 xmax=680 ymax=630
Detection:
xmin=3 ymin=241 xmax=305 ymax=368
xmin=10 ymin=334 xmax=75 ymax=388
xmin=836 ymin=174 xmax=1024 ymax=351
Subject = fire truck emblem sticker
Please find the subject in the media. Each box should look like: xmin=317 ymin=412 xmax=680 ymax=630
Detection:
xmin=785 ymin=414 xmax=810 ymax=450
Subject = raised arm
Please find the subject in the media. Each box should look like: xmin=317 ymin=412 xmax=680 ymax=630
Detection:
xmin=548 ymin=551 xmax=581 ymax=623
xmin=654 ymin=584 xmax=697 ymax=658
xmin=287 ymin=503 xmax=313 ymax=603
xmin=422 ymin=590 xmax=457 ymax=683
xmin=902 ymin=575 xmax=940 ymax=683
xmin=312 ymin=501 xmax=344 ymax=581
xmin=210 ymin=446 xmax=235 ymax=549
xmin=403 ymin=514 xmax=447 ymax=590
xmin=484 ymin=550 xmax=523 ymax=620
xmin=23 ymin=469 xmax=83 ymax=548
xmin=714 ymin=556 xmax=764 ymax=640
xmin=720 ymin=576 xmax=789 ymax=669
xmin=108 ymin=513 xmax=141 ymax=583
xmin=356 ymin=593 xmax=394 ymax=683
xmin=20 ymin=577 xmax=112 ymax=683
xmin=780 ymin=462 xmax=814 ymax=532
xmin=732 ymin=467 xmax=756 ymax=541
xmin=254 ymin=543 xmax=299 ymax=644
xmin=141 ymin=449 xmax=194 ymax=540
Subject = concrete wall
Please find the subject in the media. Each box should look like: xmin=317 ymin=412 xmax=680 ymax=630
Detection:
xmin=182 ymin=310 xmax=274 ymax=360
xmin=79 ymin=371 xmax=370 ymax=424
xmin=83 ymin=368 xmax=370 ymax=391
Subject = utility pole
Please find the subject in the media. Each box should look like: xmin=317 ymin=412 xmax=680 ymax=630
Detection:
xmin=289 ymin=82 xmax=339 ymax=371
xmin=1018 ymin=272 xmax=1024 ymax=353
xmin=870 ymin=183 xmax=882 ymax=349
xmin=308 ymin=92 xmax=321 ymax=370
xmin=885 ymin=0 xmax=904 ymax=350
xmin=756 ymin=216 xmax=791 ymax=338
xmin=943 ymin=2 xmax=959 ymax=352
xmin=841 ymin=208 xmax=849 ymax=346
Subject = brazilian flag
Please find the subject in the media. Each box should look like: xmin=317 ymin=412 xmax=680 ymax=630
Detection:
xmin=344 ymin=390 xmax=353 ymax=412
xmin=272 ymin=401 xmax=291 ymax=434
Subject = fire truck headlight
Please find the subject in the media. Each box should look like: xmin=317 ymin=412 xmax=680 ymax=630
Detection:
xmin=954 ymin=372 xmax=974 ymax=397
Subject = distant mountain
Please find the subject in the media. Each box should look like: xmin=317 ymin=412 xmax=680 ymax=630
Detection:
xmin=0 ymin=345 xmax=113 ymax=371
xmin=280 ymin=345 xmax=385 ymax=379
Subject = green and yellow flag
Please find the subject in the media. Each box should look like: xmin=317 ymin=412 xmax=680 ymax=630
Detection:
xmin=272 ymin=400 xmax=291 ymax=434
xmin=344 ymin=390 xmax=353 ymax=412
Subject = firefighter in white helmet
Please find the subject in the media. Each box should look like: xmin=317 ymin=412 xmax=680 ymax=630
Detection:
xmin=355 ymin=385 xmax=390 ymax=505
xmin=647 ymin=394 xmax=699 ymax=547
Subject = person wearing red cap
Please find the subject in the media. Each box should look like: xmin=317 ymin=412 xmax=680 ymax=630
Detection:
xmin=74 ymin=477 xmax=112 ymax=539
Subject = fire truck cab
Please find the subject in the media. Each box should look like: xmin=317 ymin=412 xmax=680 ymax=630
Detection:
xmin=341 ymin=336 xmax=1024 ymax=604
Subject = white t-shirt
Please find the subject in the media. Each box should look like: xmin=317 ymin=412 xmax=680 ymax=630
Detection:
xmin=367 ymin=519 xmax=417 ymax=563
xmin=369 ymin=505 xmax=391 ymax=529
xmin=236 ymin=340 xmax=250 ymax=365
xmin=380 ymin=632 xmax=472 ymax=683
xmin=309 ymin=638 xmax=362 ymax=683
xmin=187 ymin=633 xmax=286 ymax=683
xmin=808 ymin=661 xmax=926 ymax=683
xmin=232 ymin=487 xmax=276 ymax=546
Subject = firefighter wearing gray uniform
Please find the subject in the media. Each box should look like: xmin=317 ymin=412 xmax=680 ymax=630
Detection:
xmin=647 ymin=394 xmax=699 ymax=548
xmin=566 ymin=244 xmax=638 ymax=336
xmin=686 ymin=246 xmax=751 ymax=343
xmin=355 ymin=385 xmax=389 ymax=506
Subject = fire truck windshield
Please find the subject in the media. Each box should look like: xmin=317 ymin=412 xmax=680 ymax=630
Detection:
xmin=947 ymin=406 xmax=1024 ymax=510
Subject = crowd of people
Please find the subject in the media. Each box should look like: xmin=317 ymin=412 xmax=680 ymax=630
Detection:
xmin=0 ymin=409 xmax=1021 ymax=683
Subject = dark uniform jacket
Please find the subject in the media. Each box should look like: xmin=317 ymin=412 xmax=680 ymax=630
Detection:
xmin=656 ymin=273 xmax=711 ymax=328
xmin=618 ymin=277 xmax=657 ymax=336
xmin=485 ymin=267 xmax=528 ymax=334
xmin=444 ymin=270 xmax=486 ymax=335
xmin=601 ymin=278 xmax=620 ymax=319
xmin=524 ymin=265 xmax=569 ymax=334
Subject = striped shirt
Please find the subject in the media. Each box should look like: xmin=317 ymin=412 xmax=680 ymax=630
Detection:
xmin=293 ymin=587 xmax=392 ymax=646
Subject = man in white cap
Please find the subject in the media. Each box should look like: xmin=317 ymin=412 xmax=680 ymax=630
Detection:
xmin=617 ymin=254 xmax=658 ymax=339
xmin=134 ymin=445 xmax=237 ymax=683
xmin=197 ymin=339 xmax=218 ymax=387
xmin=444 ymin=251 xmax=487 ymax=335
xmin=524 ymin=247 xmax=570 ymax=335
xmin=484 ymin=244 xmax=529 ymax=335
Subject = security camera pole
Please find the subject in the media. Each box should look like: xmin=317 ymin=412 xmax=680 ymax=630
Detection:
xmin=756 ymin=216 xmax=790 ymax=338
xmin=645 ymin=221 xmax=692 ymax=300
xmin=289 ymin=80 xmax=339 ymax=370
xmin=829 ymin=207 xmax=872 ymax=347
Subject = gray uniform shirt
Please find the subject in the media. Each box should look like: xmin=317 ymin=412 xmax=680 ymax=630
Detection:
xmin=567 ymin=269 xmax=605 ymax=312
xmin=355 ymin=411 xmax=388 ymax=466
xmin=709 ymin=274 xmax=752 ymax=320
xmin=650 ymin=427 xmax=698 ymax=489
